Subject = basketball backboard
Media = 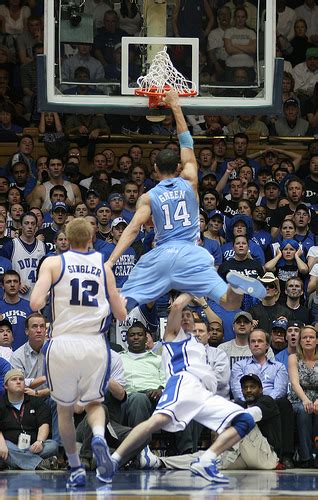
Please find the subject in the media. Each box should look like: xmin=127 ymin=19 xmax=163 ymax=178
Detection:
xmin=39 ymin=0 xmax=282 ymax=116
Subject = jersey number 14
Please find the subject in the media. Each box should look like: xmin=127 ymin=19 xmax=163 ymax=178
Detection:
xmin=162 ymin=200 xmax=191 ymax=229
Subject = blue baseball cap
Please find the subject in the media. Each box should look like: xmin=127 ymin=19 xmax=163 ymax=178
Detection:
xmin=272 ymin=319 xmax=288 ymax=331
xmin=95 ymin=201 xmax=111 ymax=213
xmin=51 ymin=201 xmax=68 ymax=212
xmin=209 ymin=210 xmax=224 ymax=221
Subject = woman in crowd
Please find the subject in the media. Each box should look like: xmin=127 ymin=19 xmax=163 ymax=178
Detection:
xmin=265 ymin=239 xmax=308 ymax=296
xmin=0 ymin=0 xmax=30 ymax=37
xmin=288 ymin=325 xmax=318 ymax=468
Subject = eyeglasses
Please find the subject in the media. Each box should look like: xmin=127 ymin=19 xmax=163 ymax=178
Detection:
xmin=265 ymin=283 xmax=276 ymax=289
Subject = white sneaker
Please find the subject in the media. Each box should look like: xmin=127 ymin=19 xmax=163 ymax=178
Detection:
xmin=138 ymin=446 xmax=161 ymax=469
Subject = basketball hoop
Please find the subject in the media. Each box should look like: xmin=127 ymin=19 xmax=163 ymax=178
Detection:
xmin=135 ymin=46 xmax=197 ymax=108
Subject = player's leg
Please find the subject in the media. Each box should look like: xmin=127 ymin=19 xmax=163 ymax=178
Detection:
xmin=190 ymin=397 xmax=255 ymax=482
xmin=111 ymin=413 xmax=171 ymax=473
xmin=57 ymin=403 xmax=86 ymax=488
xmin=85 ymin=401 xmax=113 ymax=483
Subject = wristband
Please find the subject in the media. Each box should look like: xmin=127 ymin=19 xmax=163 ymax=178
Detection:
xmin=202 ymin=304 xmax=208 ymax=309
xmin=178 ymin=131 xmax=193 ymax=150
xmin=37 ymin=440 xmax=44 ymax=445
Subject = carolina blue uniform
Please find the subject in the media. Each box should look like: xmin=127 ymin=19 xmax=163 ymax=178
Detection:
xmin=121 ymin=177 xmax=228 ymax=308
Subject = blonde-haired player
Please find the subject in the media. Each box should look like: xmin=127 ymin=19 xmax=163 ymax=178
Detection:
xmin=30 ymin=217 xmax=126 ymax=488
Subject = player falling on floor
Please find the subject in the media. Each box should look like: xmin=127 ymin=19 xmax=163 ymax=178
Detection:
xmin=107 ymin=90 xmax=266 ymax=311
xmin=30 ymin=218 xmax=127 ymax=488
xmin=108 ymin=292 xmax=260 ymax=483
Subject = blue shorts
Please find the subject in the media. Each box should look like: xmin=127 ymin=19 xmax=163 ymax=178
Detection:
xmin=121 ymin=242 xmax=228 ymax=307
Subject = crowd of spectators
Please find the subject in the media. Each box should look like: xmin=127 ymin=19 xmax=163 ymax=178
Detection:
xmin=0 ymin=0 xmax=318 ymax=476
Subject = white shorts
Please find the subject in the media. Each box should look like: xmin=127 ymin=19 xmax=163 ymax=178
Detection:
xmin=154 ymin=372 xmax=244 ymax=432
xmin=45 ymin=334 xmax=110 ymax=406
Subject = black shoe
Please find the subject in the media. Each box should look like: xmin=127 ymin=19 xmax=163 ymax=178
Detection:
xmin=282 ymin=456 xmax=295 ymax=469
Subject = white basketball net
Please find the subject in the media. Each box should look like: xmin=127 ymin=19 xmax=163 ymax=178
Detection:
xmin=136 ymin=46 xmax=196 ymax=95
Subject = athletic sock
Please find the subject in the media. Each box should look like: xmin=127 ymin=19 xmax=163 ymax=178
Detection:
xmin=111 ymin=451 xmax=121 ymax=470
xmin=67 ymin=452 xmax=81 ymax=468
xmin=92 ymin=426 xmax=105 ymax=438
xmin=200 ymin=450 xmax=217 ymax=464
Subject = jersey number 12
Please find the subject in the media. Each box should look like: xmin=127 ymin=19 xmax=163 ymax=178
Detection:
xmin=70 ymin=278 xmax=99 ymax=307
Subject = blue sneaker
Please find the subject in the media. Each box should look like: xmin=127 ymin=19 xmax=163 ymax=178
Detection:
xmin=66 ymin=465 xmax=86 ymax=488
xmin=226 ymin=271 xmax=266 ymax=300
xmin=91 ymin=435 xmax=114 ymax=483
xmin=190 ymin=459 xmax=229 ymax=483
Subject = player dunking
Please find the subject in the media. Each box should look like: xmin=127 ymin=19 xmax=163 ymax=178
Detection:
xmin=30 ymin=218 xmax=126 ymax=488
xmin=107 ymin=293 xmax=261 ymax=482
xmin=107 ymin=91 xmax=266 ymax=311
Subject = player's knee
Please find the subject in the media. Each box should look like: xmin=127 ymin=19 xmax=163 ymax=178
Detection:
xmin=232 ymin=412 xmax=255 ymax=438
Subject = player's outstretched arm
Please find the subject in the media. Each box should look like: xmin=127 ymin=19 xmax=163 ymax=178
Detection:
xmin=164 ymin=292 xmax=193 ymax=342
xmin=30 ymin=256 xmax=59 ymax=311
xmin=163 ymin=90 xmax=198 ymax=191
xmin=105 ymin=265 xmax=127 ymax=321
xmin=107 ymin=194 xmax=151 ymax=267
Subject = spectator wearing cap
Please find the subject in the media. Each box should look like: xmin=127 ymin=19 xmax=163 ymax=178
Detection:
xmin=102 ymin=218 xmax=136 ymax=289
xmin=40 ymin=184 xmax=68 ymax=229
xmin=0 ymin=368 xmax=58 ymax=470
xmin=0 ymin=319 xmax=13 ymax=361
xmin=271 ymin=97 xmax=310 ymax=137
xmin=231 ymin=328 xmax=295 ymax=468
xmin=293 ymin=203 xmax=315 ymax=255
xmin=221 ymin=213 xmax=265 ymax=266
xmin=36 ymin=202 xmax=68 ymax=250
xmin=294 ymin=47 xmax=318 ymax=97
xmin=95 ymin=201 xmax=112 ymax=242
xmin=108 ymin=192 xmax=124 ymax=218
xmin=200 ymin=172 xmax=218 ymax=193
xmin=271 ymin=319 xmax=288 ymax=355
xmin=288 ymin=325 xmax=318 ymax=467
xmin=201 ymin=189 xmax=220 ymax=217
xmin=85 ymin=189 xmax=101 ymax=215
xmin=264 ymin=239 xmax=308 ymax=297
xmin=284 ymin=276 xmax=310 ymax=324
xmin=276 ymin=320 xmax=303 ymax=370
xmin=84 ymin=214 xmax=110 ymax=256
xmin=218 ymin=311 xmax=274 ymax=369
xmin=269 ymin=177 xmax=306 ymax=239
xmin=205 ymin=210 xmax=225 ymax=245
xmin=224 ymin=373 xmax=280 ymax=470
xmin=0 ymin=270 xmax=31 ymax=350
xmin=248 ymin=272 xmax=292 ymax=332
xmin=261 ymin=180 xmax=281 ymax=219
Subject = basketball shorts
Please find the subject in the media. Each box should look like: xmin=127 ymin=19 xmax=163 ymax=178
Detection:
xmin=154 ymin=372 xmax=244 ymax=432
xmin=45 ymin=334 xmax=110 ymax=406
xmin=121 ymin=242 xmax=228 ymax=307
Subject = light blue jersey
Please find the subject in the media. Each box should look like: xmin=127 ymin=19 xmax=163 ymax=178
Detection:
xmin=149 ymin=177 xmax=199 ymax=246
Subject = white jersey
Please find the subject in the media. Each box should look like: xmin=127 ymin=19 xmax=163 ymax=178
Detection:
xmin=51 ymin=250 xmax=110 ymax=338
xmin=162 ymin=329 xmax=217 ymax=394
xmin=41 ymin=180 xmax=75 ymax=213
xmin=12 ymin=238 xmax=46 ymax=299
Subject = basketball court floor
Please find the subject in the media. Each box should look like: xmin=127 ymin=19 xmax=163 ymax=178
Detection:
xmin=1 ymin=468 xmax=318 ymax=499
